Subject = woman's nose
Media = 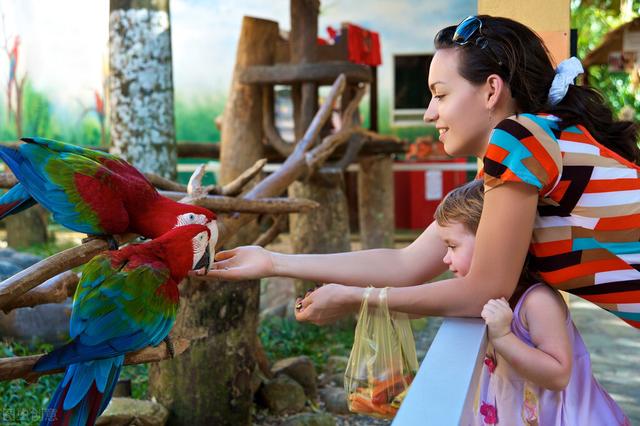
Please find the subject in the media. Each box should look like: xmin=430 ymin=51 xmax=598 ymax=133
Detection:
xmin=423 ymin=97 xmax=438 ymax=123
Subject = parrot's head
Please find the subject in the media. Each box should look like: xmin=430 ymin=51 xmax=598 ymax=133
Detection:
xmin=157 ymin=224 xmax=212 ymax=281
xmin=174 ymin=207 xmax=218 ymax=270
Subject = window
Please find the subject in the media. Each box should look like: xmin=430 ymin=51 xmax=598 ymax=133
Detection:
xmin=393 ymin=54 xmax=433 ymax=126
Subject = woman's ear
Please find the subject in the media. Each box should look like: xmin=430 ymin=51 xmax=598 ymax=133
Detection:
xmin=484 ymin=74 xmax=506 ymax=110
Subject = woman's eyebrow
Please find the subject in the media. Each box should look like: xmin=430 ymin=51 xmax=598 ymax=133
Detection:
xmin=429 ymin=81 xmax=445 ymax=91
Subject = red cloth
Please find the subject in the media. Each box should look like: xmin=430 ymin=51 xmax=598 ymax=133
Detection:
xmin=346 ymin=23 xmax=381 ymax=66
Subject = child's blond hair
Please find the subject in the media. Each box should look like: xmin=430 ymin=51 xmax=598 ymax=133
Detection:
xmin=434 ymin=179 xmax=484 ymax=234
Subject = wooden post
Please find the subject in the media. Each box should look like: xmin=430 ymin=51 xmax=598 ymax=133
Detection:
xmin=148 ymin=279 xmax=259 ymax=426
xmin=289 ymin=0 xmax=352 ymax=295
xmin=148 ymin=16 xmax=278 ymax=426
xmin=219 ymin=16 xmax=279 ymax=248
xmin=358 ymin=155 xmax=394 ymax=249
xmin=108 ymin=0 xmax=178 ymax=180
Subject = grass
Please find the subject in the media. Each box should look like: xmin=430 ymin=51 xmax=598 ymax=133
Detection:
xmin=258 ymin=316 xmax=355 ymax=372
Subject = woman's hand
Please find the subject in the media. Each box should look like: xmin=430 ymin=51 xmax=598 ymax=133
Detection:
xmin=295 ymin=283 xmax=363 ymax=325
xmin=481 ymin=298 xmax=513 ymax=341
xmin=191 ymin=245 xmax=275 ymax=280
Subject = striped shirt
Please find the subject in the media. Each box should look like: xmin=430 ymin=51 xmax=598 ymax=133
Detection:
xmin=482 ymin=113 xmax=640 ymax=328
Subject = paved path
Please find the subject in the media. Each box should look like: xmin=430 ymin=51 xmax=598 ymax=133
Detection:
xmin=568 ymin=294 xmax=640 ymax=423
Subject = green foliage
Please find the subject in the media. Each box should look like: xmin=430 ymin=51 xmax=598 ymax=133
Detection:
xmin=571 ymin=1 xmax=640 ymax=119
xmin=0 ymin=340 xmax=62 ymax=426
xmin=259 ymin=316 xmax=355 ymax=371
xmin=119 ymin=363 xmax=149 ymax=400
xmin=174 ymin=95 xmax=225 ymax=142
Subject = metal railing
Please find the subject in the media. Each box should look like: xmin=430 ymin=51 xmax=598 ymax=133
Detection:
xmin=393 ymin=318 xmax=488 ymax=425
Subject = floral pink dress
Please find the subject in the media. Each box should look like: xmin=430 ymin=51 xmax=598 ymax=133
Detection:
xmin=472 ymin=283 xmax=629 ymax=425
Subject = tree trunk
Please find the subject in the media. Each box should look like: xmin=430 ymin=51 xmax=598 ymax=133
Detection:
xmin=108 ymin=0 xmax=177 ymax=179
xmin=219 ymin=16 xmax=279 ymax=247
xmin=148 ymin=278 xmax=259 ymax=426
xmin=288 ymin=0 xmax=351 ymax=295
xmin=358 ymin=155 xmax=394 ymax=249
xmin=6 ymin=76 xmax=48 ymax=249
xmin=289 ymin=172 xmax=351 ymax=295
xmin=5 ymin=208 xmax=48 ymax=249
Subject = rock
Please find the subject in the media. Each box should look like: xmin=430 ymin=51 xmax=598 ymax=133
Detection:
xmin=319 ymin=386 xmax=349 ymax=414
xmin=319 ymin=373 xmax=344 ymax=388
xmin=0 ymin=248 xmax=17 ymax=259
xmin=272 ymin=356 xmax=318 ymax=400
xmin=251 ymin=363 xmax=269 ymax=395
xmin=0 ymin=259 xmax=21 ymax=278
xmin=10 ymin=252 xmax=43 ymax=269
xmin=258 ymin=374 xmax=306 ymax=415
xmin=281 ymin=412 xmax=336 ymax=426
xmin=96 ymin=397 xmax=168 ymax=426
xmin=324 ymin=355 xmax=349 ymax=376
xmin=0 ymin=300 xmax=72 ymax=344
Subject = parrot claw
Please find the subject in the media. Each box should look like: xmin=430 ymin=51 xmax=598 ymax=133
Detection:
xmin=164 ymin=335 xmax=175 ymax=358
xmin=82 ymin=235 xmax=120 ymax=250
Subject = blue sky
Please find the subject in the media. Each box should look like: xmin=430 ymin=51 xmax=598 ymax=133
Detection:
xmin=0 ymin=0 xmax=475 ymax=115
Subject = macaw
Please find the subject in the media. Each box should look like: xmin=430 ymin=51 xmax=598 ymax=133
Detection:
xmin=33 ymin=224 xmax=211 ymax=426
xmin=0 ymin=137 xmax=218 ymax=265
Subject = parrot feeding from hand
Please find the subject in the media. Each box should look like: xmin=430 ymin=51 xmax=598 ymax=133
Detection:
xmin=33 ymin=223 xmax=212 ymax=426
xmin=0 ymin=137 xmax=218 ymax=266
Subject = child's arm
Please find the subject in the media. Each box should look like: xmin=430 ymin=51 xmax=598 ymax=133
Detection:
xmin=481 ymin=288 xmax=572 ymax=391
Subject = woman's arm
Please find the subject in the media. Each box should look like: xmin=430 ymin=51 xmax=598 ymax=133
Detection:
xmin=484 ymin=288 xmax=572 ymax=391
xmin=201 ymin=218 xmax=449 ymax=287
xmin=296 ymin=181 xmax=539 ymax=321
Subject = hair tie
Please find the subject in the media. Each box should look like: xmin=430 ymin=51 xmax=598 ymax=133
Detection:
xmin=548 ymin=57 xmax=584 ymax=106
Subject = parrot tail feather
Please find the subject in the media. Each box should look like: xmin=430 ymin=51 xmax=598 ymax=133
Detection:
xmin=40 ymin=356 xmax=123 ymax=426
xmin=0 ymin=183 xmax=36 ymax=219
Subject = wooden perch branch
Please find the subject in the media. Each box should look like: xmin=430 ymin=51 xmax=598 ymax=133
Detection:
xmin=2 ymin=271 xmax=79 ymax=314
xmin=252 ymin=215 xmax=285 ymax=247
xmin=160 ymin=191 xmax=319 ymax=214
xmin=217 ymin=74 xmax=357 ymax=245
xmin=0 ymin=234 xmax=135 ymax=311
xmin=262 ymin=85 xmax=294 ymax=157
xmin=0 ymin=336 xmax=190 ymax=382
xmin=144 ymin=172 xmax=187 ymax=192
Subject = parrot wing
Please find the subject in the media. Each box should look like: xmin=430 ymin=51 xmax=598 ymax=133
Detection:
xmin=0 ymin=139 xmax=130 ymax=235
xmin=34 ymin=253 xmax=178 ymax=371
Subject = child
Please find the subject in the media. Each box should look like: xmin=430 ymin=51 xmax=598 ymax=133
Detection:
xmin=434 ymin=180 xmax=629 ymax=426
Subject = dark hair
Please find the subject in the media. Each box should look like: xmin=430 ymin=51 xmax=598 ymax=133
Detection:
xmin=434 ymin=15 xmax=640 ymax=164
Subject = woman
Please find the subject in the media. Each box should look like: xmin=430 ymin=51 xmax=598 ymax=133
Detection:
xmin=201 ymin=16 xmax=640 ymax=328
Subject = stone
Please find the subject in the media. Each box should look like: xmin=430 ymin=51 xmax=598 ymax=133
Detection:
xmin=272 ymin=355 xmax=318 ymax=400
xmin=281 ymin=412 xmax=336 ymax=426
xmin=319 ymin=373 xmax=344 ymax=388
xmin=0 ymin=248 xmax=17 ymax=259
xmin=0 ymin=259 xmax=21 ymax=279
xmin=96 ymin=397 xmax=169 ymax=426
xmin=10 ymin=252 xmax=43 ymax=269
xmin=258 ymin=374 xmax=306 ymax=415
xmin=0 ymin=300 xmax=72 ymax=344
xmin=319 ymin=386 xmax=349 ymax=414
xmin=324 ymin=355 xmax=349 ymax=376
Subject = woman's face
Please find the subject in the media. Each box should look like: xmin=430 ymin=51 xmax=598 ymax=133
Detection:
xmin=424 ymin=48 xmax=494 ymax=158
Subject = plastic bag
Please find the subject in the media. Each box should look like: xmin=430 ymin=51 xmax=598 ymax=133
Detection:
xmin=344 ymin=287 xmax=418 ymax=419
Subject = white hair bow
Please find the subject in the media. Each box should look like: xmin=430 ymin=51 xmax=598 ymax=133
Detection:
xmin=548 ymin=57 xmax=584 ymax=106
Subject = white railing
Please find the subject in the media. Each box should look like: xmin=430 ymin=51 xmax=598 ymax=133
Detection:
xmin=392 ymin=318 xmax=488 ymax=425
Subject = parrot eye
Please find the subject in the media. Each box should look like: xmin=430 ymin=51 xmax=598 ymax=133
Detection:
xmin=189 ymin=214 xmax=195 ymax=220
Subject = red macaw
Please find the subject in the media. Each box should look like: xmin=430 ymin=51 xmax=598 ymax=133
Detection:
xmin=0 ymin=137 xmax=218 ymax=266
xmin=33 ymin=224 xmax=211 ymax=426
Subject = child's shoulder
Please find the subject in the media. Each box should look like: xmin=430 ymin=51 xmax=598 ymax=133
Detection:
xmin=519 ymin=284 xmax=568 ymax=329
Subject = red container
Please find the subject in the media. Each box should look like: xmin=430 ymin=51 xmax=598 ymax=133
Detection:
xmin=394 ymin=158 xmax=470 ymax=230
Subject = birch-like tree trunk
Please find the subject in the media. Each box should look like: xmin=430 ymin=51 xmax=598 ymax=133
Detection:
xmin=108 ymin=0 xmax=177 ymax=179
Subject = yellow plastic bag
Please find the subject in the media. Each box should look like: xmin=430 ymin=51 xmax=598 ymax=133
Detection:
xmin=344 ymin=287 xmax=418 ymax=419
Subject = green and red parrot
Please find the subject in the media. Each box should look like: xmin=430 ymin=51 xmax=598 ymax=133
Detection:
xmin=33 ymin=224 xmax=211 ymax=426
xmin=0 ymin=137 xmax=218 ymax=265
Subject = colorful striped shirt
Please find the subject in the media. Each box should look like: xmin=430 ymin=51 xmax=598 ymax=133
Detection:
xmin=482 ymin=113 xmax=640 ymax=329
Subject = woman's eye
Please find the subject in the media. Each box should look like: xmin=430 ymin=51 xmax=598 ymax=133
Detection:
xmin=434 ymin=94 xmax=445 ymax=101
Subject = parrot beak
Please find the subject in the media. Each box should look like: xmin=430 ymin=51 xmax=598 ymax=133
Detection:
xmin=206 ymin=220 xmax=218 ymax=270
xmin=194 ymin=245 xmax=210 ymax=270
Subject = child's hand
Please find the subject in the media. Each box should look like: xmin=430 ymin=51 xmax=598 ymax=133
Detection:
xmin=481 ymin=298 xmax=513 ymax=341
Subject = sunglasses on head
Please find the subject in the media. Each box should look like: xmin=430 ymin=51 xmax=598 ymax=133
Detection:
xmin=452 ymin=16 xmax=504 ymax=68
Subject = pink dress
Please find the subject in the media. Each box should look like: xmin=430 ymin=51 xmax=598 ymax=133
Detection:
xmin=472 ymin=283 xmax=630 ymax=425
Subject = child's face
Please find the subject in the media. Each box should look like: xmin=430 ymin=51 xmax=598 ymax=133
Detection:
xmin=436 ymin=221 xmax=476 ymax=278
